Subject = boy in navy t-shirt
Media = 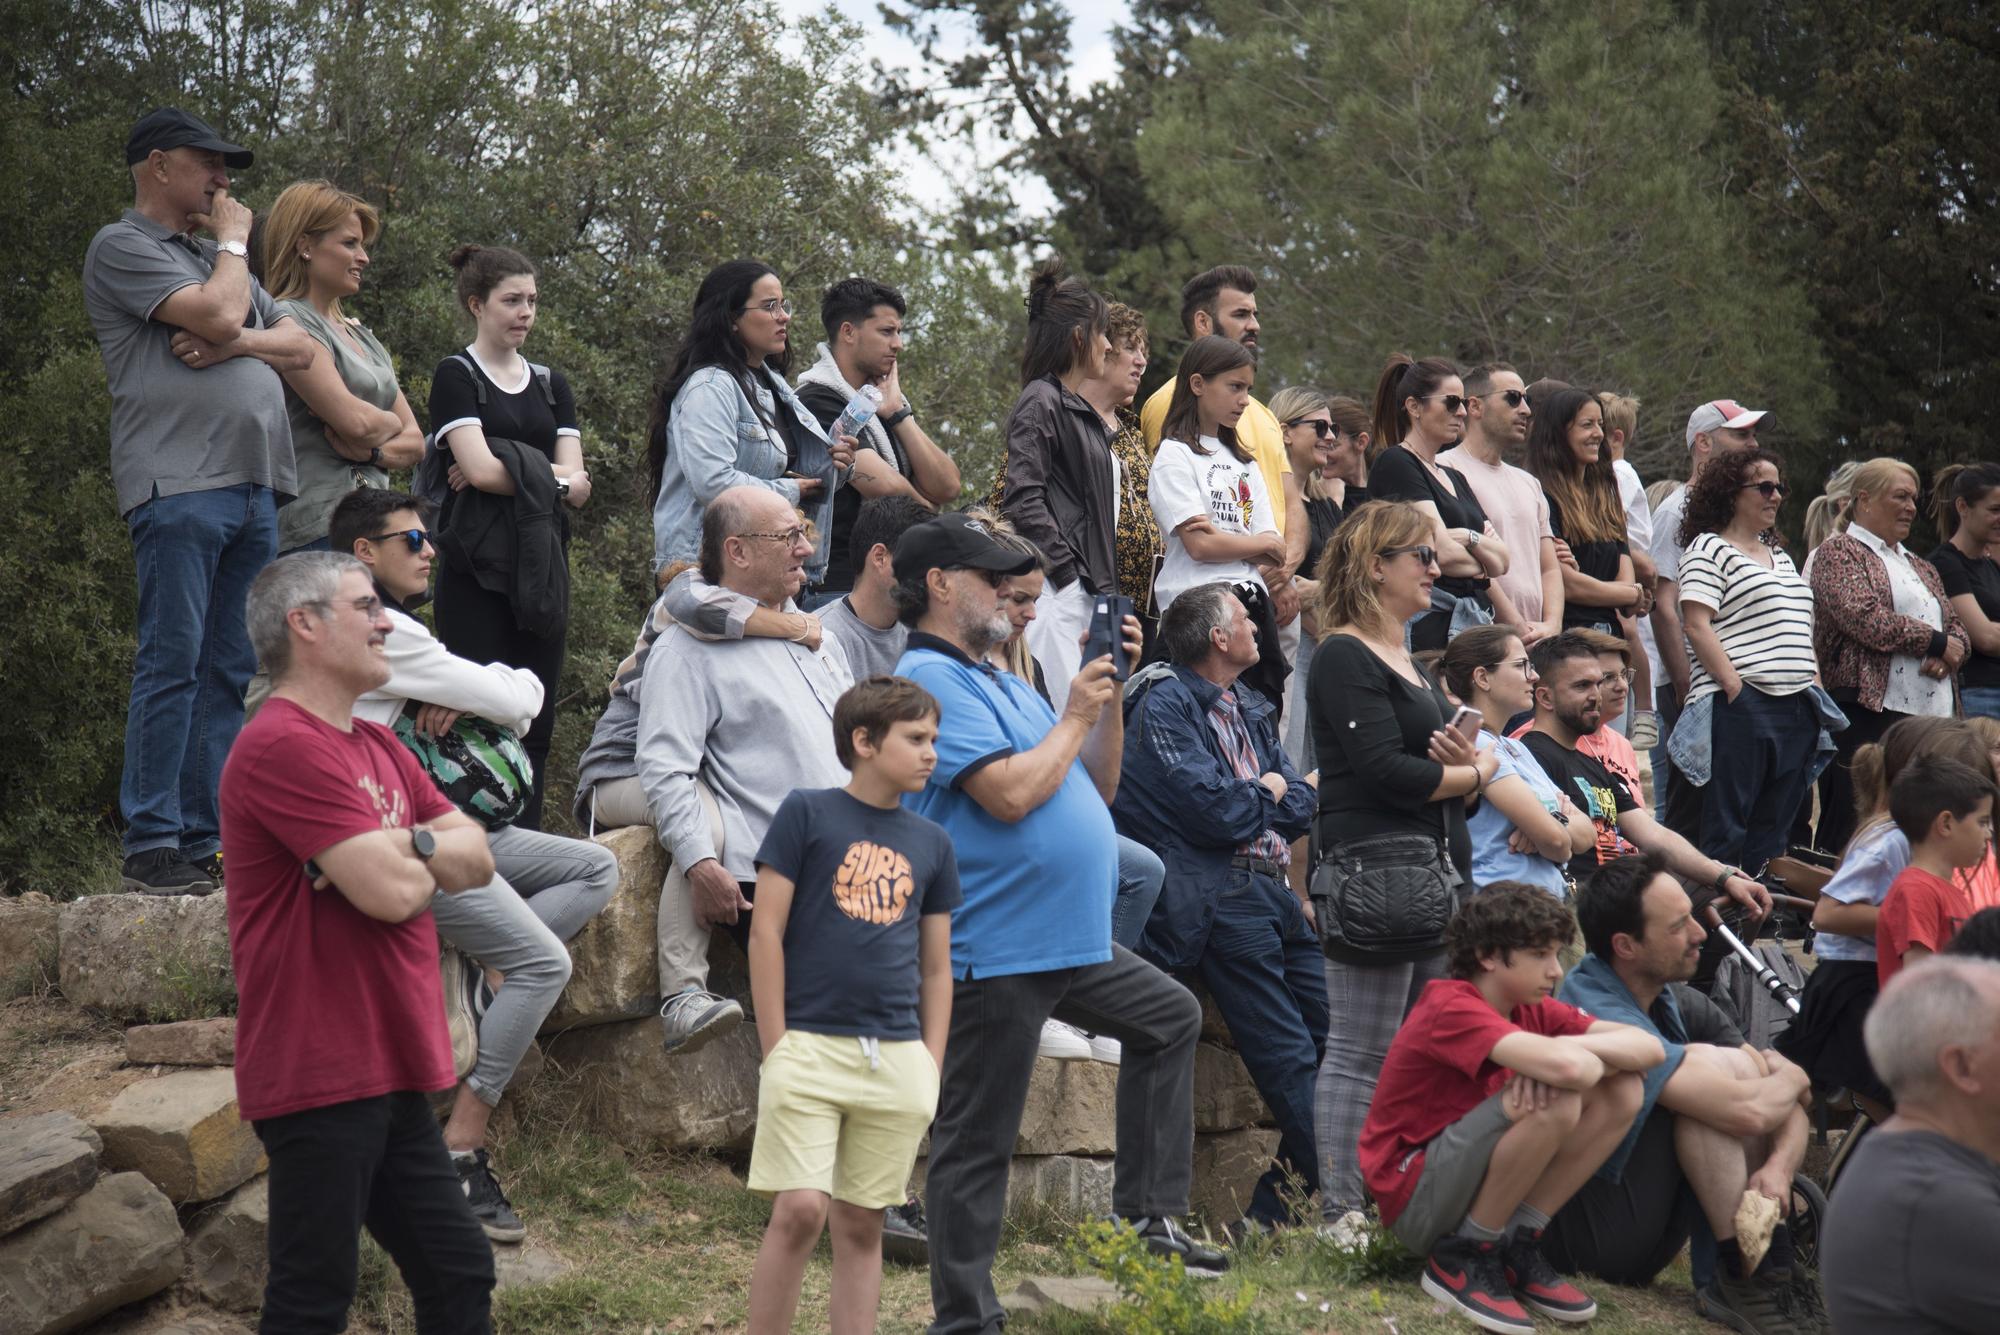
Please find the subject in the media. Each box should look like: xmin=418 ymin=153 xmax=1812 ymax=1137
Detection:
xmin=744 ymin=676 xmax=960 ymax=1335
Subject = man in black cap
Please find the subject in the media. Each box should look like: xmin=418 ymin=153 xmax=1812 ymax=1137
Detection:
xmin=890 ymin=512 xmax=1220 ymax=1335
xmin=83 ymin=108 xmax=318 ymax=896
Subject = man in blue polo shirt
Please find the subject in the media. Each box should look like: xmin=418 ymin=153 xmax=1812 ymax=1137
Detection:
xmin=891 ymin=512 xmax=1213 ymax=1335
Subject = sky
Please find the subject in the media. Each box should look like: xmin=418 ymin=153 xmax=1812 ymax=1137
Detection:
xmin=772 ymin=0 xmax=1132 ymax=218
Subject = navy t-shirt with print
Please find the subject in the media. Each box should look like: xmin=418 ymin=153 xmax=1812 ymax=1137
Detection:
xmin=754 ymin=787 xmax=962 ymax=1040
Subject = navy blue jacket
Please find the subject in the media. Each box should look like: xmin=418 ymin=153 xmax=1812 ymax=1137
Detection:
xmin=1112 ymin=663 xmax=1316 ymax=970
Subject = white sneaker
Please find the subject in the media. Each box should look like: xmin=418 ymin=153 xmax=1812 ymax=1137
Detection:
xmin=440 ymin=946 xmax=478 ymax=1080
xmin=659 ymin=986 xmax=744 ymax=1056
xmin=1317 ymin=1209 xmax=1371 ymax=1253
xmin=1036 ymin=1019 xmax=1093 ymax=1061
xmin=1088 ymin=1033 xmax=1122 ymax=1064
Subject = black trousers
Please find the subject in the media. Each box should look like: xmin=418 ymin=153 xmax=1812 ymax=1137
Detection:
xmin=1814 ymin=704 xmax=1906 ymax=858
xmin=435 ymin=562 xmax=566 ymax=830
xmin=1545 ymin=1108 xmax=1705 ymax=1287
xmin=253 ymin=1091 xmax=494 ymax=1335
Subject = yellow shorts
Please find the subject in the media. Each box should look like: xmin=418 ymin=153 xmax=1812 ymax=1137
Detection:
xmin=747 ymin=1029 xmax=941 ymax=1208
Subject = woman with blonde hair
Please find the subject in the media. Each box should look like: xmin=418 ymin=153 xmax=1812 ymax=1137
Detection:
xmin=1801 ymin=460 xmax=1863 ymax=570
xmin=1808 ymin=456 xmax=1969 ymax=851
xmin=1307 ymin=500 xmax=1495 ymax=1238
xmin=261 ymin=181 xmax=423 ymax=553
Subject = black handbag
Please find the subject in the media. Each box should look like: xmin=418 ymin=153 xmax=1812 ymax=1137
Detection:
xmin=1311 ymin=832 xmax=1460 ymax=955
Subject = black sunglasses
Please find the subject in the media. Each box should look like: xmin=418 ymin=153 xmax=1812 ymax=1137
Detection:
xmin=1286 ymin=418 xmax=1338 ymax=439
xmin=1740 ymin=481 xmax=1790 ymax=500
xmin=1483 ymin=389 xmax=1528 ymax=408
xmin=1417 ymin=393 xmax=1469 ymax=414
xmin=1381 ymin=544 xmax=1439 ymax=567
xmin=366 ymin=528 xmax=432 ymax=554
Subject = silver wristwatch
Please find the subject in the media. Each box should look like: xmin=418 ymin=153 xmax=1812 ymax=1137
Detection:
xmin=1464 ymin=529 xmax=1482 ymax=549
xmin=215 ymin=239 xmax=249 ymax=259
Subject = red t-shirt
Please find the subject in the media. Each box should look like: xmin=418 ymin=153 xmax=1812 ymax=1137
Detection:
xmin=1877 ymin=866 xmax=1972 ymax=990
xmin=219 ymin=698 xmax=459 ymax=1121
xmin=1359 ymin=978 xmax=1594 ymax=1225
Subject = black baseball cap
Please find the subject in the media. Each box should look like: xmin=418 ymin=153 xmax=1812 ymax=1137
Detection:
xmin=125 ymin=108 xmax=253 ymax=169
xmin=893 ymin=512 xmax=1038 ymax=582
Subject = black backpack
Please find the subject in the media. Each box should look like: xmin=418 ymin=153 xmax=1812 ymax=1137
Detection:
xmin=416 ymin=353 xmax=556 ymax=512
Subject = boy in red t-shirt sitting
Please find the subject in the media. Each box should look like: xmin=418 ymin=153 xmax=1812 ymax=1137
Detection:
xmin=1877 ymin=758 xmax=1998 ymax=989
xmin=1360 ymin=886 xmax=1665 ymax=1334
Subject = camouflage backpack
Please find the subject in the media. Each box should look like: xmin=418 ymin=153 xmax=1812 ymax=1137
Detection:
xmin=392 ymin=703 xmax=533 ymax=830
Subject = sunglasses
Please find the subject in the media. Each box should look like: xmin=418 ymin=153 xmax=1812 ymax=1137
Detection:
xmin=1286 ymin=418 xmax=1338 ymax=439
xmin=1740 ymin=481 xmax=1791 ymax=500
xmin=365 ymin=529 xmax=431 ymax=554
xmin=1381 ymin=544 xmax=1439 ymax=567
xmin=1417 ymin=394 xmax=1469 ymax=414
xmin=1483 ymin=389 xmax=1528 ymax=408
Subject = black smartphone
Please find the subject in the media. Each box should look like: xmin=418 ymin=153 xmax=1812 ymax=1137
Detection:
xmin=1084 ymin=593 xmax=1136 ymax=682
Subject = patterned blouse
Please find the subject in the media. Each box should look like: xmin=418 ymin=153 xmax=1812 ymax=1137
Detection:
xmin=1108 ymin=410 xmax=1164 ymax=609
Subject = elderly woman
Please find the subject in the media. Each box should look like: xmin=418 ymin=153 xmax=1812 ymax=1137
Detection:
xmin=1809 ymin=457 xmax=1969 ymax=852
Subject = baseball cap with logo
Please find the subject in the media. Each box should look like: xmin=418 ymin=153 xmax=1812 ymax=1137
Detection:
xmin=125 ymin=108 xmax=254 ymax=169
xmin=893 ymin=512 xmax=1038 ymax=582
xmin=1684 ymin=399 xmax=1768 ymax=448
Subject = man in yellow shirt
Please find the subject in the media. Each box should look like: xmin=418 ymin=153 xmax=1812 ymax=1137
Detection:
xmin=1140 ymin=266 xmax=1307 ymax=644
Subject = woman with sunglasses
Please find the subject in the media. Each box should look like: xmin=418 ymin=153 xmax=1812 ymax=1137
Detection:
xmin=1273 ymin=388 xmax=1369 ymax=769
xmin=1673 ymin=448 xmax=1823 ymax=867
xmin=1364 ymin=355 xmax=1509 ymax=652
xmin=647 ymin=260 xmax=854 ymax=600
xmin=1307 ymin=500 xmax=1494 ymax=1240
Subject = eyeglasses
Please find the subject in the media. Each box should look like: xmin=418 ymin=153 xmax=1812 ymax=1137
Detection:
xmin=1380 ymin=544 xmax=1438 ymax=566
xmin=739 ymin=526 xmax=809 ymax=546
xmin=1505 ymin=656 xmax=1532 ymax=674
xmin=1286 ymin=418 xmax=1337 ymax=439
xmin=1601 ymin=668 xmax=1637 ymax=686
xmin=313 ymin=594 xmax=383 ymax=618
xmin=365 ymin=529 xmax=431 ymax=554
xmin=1740 ymin=480 xmax=1791 ymax=500
xmin=741 ymin=298 xmax=793 ymax=317
xmin=1482 ymin=389 xmax=1528 ymax=409
xmin=1418 ymin=394 xmax=1469 ymax=414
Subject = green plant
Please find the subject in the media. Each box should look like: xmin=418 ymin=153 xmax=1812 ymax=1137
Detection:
xmin=1066 ymin=1218 xmax=1262 ymax=1335
xmin=1294 ymin=1209 xmax=1422 ymax=1288
xmin=148 ymin=943 xmax=237 ymax=1024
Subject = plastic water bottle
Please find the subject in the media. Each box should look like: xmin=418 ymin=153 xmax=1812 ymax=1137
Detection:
xmin=829 ymin=383 xmax=884 ymax=445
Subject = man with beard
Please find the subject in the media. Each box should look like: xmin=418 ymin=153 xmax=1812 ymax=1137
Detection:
xmin=794 ymin=277 xmax=961 ymax=598
xmin=891 ymin=512 xmax=1215 ymax=1335
xmin=1439 ymin=362 xmax=1565 ymax=645
xmin=1550 ymin=854 xmax=1822 ymax=1333
xmin=1519 ymin=633 xmax=1770 ymax=918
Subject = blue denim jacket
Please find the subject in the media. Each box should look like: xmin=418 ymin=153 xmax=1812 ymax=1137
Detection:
xmin=1405 ymin=582 xmax=1494 ymax=649
xmin=650 ymin=364 xmax=838 ymax=582
xmin=1667 ymin=684 xmax=1849 ymax=787
xmin=1111 ymin=663 xmax=1317 ymax=970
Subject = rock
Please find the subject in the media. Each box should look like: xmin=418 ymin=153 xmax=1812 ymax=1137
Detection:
xmin=0 ymin=894 xmax=61 ymax=999
xmin=125 ymin=1019 xmax=236 ymax=1068
xmin=1192 ymin=1042 xmax=1269 ymax=1133
xmin=59 ymin=894 xmax=234 ymax=1022
xmin=999 ymin=1275 xmax=1120 ymax=1315
xmin=541 ymin=827 xmax=663 ymax=1032
xmin=913 ymin=1154 xmax=1114 ymax=1219
xmin=184 ymin=1175 xmax=267 ymax=1310
xmin=492 ymin=1239 xmax=571 ymax=1290
xmin=1187 ymin=1128 xmax=1280 ymax=1227
xmin=545 ymin=1017 xmax=762 ymax=1152
xmin=92 ymin=1069 xmax=264 ymax=1204
xmin=1196 ymin=987 xmax=1236 ymax=1048
xmin=0 ymin=1171 xmax=183 ymax=1335
xmin=0 ymin=1111 xmax=102 ymax=1237
xmin=1013 ymin=1058 xmax=1120 ymax=1155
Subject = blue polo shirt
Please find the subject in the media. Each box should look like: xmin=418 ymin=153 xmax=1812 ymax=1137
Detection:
xmin=895 ymin=633 xmax=1118 ymax=980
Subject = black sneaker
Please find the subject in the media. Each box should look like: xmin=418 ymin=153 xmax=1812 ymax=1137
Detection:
xmin=1421 ymin=1235 xmax=1534 ymax=1335
xmin=1778 ymin=1267 xmax=1830 ymax=1335
xmin=1696 ymin=1269 xmax=1803 ymax=1335
xmin=1122 ymin=1215 xmax=1228 ymax=1277
xmin=193 ymin=851 xmax=224 ymax=884
xmin=456 ymin=1148 xmax=526 ymax=1243
xmin=882 ymin=1197 xmax=928 ymax=1265
xmin=1501 ymin=1227 xmax=1597 ymax=1323
xmin=121 ymin=848 xmax=217 ymax=897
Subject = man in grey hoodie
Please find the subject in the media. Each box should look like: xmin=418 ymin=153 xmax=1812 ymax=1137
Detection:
xmin=795 ymin=277 xmax=960 ymax=598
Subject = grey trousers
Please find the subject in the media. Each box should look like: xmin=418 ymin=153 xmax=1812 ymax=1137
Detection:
xmin=1313 ymin=949 xmax=1448 ymax=1218
xmin=927 ymin=945 xmax=1201 ymax=1335
xmin=587 ymin=774 xmax=732 ymax=998
xmin=431 ymin=824 xmax=618 ymax=1105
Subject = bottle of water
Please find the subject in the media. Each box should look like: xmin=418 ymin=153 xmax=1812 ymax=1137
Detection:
xmin=829 ymin=383 xmax=884 ymax=446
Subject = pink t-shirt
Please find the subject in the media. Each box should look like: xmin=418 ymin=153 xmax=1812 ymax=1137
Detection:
xmin=1438 ymin=446 xmax=1552 ymax=621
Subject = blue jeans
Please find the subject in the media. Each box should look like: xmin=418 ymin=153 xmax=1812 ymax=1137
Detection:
xmin=122 ymin=484 xmax=278 ymax=857
xmin=1112 ymin=836 xmax=1165 ymax=951
xmin=1699 ymin=686 xmax=1819 ymax=870
xmin=1196 ymin=871 xmax=1329 ymax=1225
xmin=1965 ymin=686 xmax=2000 ymax=721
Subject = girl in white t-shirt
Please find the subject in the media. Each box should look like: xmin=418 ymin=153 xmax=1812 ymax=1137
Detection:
xmin=1147 ymin=335 xmax=1285 ymax=614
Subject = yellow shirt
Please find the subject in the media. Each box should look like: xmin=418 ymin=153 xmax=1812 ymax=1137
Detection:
xmin=1140 ymin=381 xmax=1292 ymax=537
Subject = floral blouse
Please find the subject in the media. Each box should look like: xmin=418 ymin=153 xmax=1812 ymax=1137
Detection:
xmin=1108 ymin=410 xmax=1164 ymax=609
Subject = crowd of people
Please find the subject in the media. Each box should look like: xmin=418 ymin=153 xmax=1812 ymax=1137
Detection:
xmin=84 ymin=108 xmax=2000 ymax=1334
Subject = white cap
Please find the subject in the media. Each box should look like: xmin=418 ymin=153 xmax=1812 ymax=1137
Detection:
xmin=1685 ymin=399 xmax=1768 ymax=448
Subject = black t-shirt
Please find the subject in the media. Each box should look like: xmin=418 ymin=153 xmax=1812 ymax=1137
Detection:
xmin=1929 ymin=543 xmax=2000 ymax=691
xmin=1302 ymin=485 xmax=1366 ymax=582
xmin=1366 ymin=448 xmax=1490 ymax=598
xmin=1520 ymin=730 xmax=1641 ymax=882
xmin=798 ymin=381 xmax=868 ymax=593
xmin=1823 ymin=1129 xmax=2000 ymax=1334
xmin=753 ymin=787 xmax=962 ymax=1040
xmin=1547 ymin=492 xmax=1631 ymax=629
xmin=427 ymin=350 xmax=577 ymax=462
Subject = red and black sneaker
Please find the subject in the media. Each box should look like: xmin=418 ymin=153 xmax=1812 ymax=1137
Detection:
xmin=1503 ymin=1227 xmax=1599 ymax=1322
xmin=1421 ymin=1235 xmax=1535 ymax=1334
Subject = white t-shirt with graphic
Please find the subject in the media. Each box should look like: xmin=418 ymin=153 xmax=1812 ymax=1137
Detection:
xmin=1148 ymin=434 xmax=1279 ymax=613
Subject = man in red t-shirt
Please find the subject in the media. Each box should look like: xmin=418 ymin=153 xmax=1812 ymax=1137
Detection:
xmin=1360 ymin=887 xmax=1663 ymax=1335
xmin=1877 ymin=759 xmax=1996 ymax=988
xmin=221 ymin=552 xmax=499 ymax=1333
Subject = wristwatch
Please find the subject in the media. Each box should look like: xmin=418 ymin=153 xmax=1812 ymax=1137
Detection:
xmin=368 ymin=446 xmax=384 ymax=467
xmin=1464 ymin=529 xmax=1482 ymax=549
xmin=883 ymin=406 xmax=914 ymax=430
xmin=411 ymin=826 xmax=438 ymax=861
xmin=216 ymin=239 xmax=249 ymax=259
xmin=1711 ymin=865 xmax=1743 ymax=894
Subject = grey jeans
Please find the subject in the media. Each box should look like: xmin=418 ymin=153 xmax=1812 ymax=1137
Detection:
xmin=431 ymin=824 xmax=619 ymax=1105
xmin=1313 ymin=949 xmax=1448 ymax=1218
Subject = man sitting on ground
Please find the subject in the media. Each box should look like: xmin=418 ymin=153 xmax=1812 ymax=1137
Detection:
xmin=1550 ymin=854 xmax=1821 ymax=1333
xmin=1112 ymin=582 xmax=1324 ymax=1240
xmin=1361 ymin=887 xmax=1661 ymax=1335
xmin=1823 ymin=957 xmax=2000 ymax=1333
xmin=332 ymin=488 xmax=618 ymax=1241
xmin=637 ymin=487 xmax=853 ymax=1053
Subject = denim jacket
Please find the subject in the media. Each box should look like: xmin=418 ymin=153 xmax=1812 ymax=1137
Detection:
xmin=1667 ymin=684 xmax=1849 ymax=788
xmin=650 ymin=364 xmax=838 ymax=582
xmin=1111 ymin=663 xmax=1317 ymax=970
